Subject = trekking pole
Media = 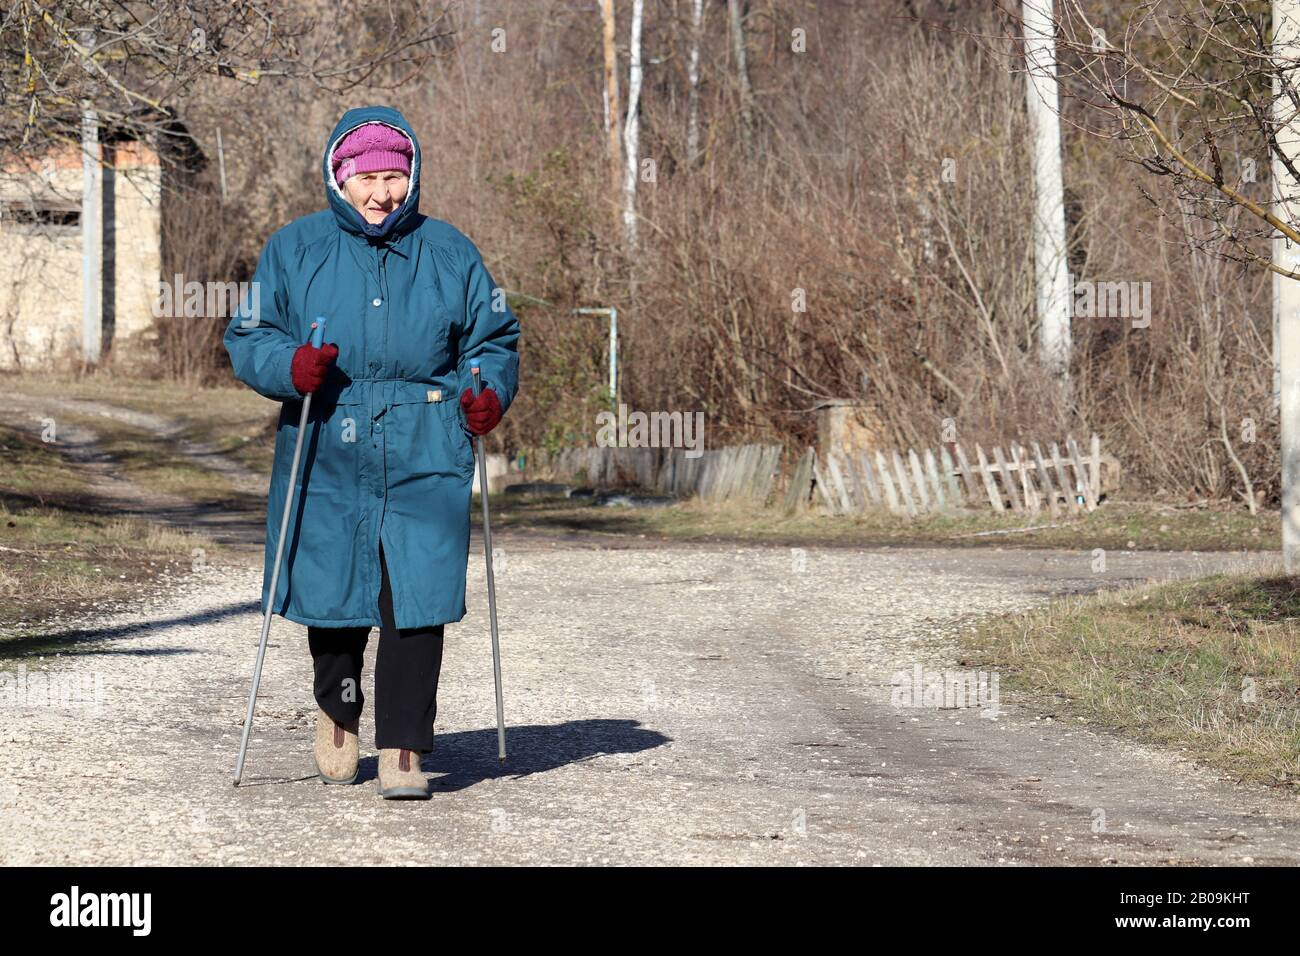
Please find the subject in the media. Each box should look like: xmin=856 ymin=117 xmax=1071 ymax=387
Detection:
xmin=234 ymin=317 xmax=327 ymax=785
xmin=470 ymin=359 xmax=507 ymax=761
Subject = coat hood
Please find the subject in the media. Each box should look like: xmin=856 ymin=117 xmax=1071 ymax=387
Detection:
xmin=323 ymin=105 xmax=422 ymax=240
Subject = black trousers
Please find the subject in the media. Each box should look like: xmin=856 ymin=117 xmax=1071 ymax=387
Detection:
xmin=308 ymin=542 xmax=444 ymax=752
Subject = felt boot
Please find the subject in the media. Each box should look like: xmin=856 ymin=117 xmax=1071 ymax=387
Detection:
xmin=313 ymin=705 xmax=359 ymax=784
xmin=378 ymin=747 xmax=429 ymax=799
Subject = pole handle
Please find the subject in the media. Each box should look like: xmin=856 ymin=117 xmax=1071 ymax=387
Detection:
xmin=470 ymin=359 xmax=482 ymax=397
xmin=310 ymin=316 xmax=327 ymax=349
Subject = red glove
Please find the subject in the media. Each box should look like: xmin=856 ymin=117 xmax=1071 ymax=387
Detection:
xmin=460 ymin=386 xmax=502 ymax=436
xmin=291 ymin=342 xmax=338 ymax=394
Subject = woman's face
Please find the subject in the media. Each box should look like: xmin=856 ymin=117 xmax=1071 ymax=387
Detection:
xmin=342 ymin=171 xmax=410 ymax=224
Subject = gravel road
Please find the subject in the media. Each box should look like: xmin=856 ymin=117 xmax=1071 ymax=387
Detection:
xmin=3 ymin=535 xmax=1296 ymax=866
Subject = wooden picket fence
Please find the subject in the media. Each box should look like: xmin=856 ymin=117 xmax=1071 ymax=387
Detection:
xmin=536 ymin=444 xmax=782 ymax=504
xmin=787 ymin=434 xmax=1119 ymax=517
xmin=528 ymin=434 xmax=1117 ymax=517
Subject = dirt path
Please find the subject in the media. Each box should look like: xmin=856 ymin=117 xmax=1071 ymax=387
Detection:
xmin=2 ymin=537 xmax=1296 ymax=865
xmin=10 ymin=394 xmax=269 ymax=498
xmin=0 ymin=393 xmax=267 ymax=548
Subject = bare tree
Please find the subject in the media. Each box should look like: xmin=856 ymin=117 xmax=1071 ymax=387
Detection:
xmin=0 ymin=1 xmax=455 ymax=171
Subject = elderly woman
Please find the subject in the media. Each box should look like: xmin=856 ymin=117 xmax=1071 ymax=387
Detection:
xmin=223 ymin=106 xmax=520 ymax=800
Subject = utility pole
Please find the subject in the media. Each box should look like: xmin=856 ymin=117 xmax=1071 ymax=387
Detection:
xmin=1022 ymin=0 xmax=1071 ymax=378
xmin=1274 ymin=0 xmax=1300 ymax=568
xmin=601 ymin=0 xmax=621 ymax=235
xmin=80 ymin=103 xmax=101 ymax=366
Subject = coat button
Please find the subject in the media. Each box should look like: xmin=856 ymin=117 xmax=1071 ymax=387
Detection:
xmin=375 ymin=424 xmax=383 ymax=433
xmin=374 ymin=488 xmax=383 ymax=498
xmin=372 ymin=297 xmax=382 ymax=307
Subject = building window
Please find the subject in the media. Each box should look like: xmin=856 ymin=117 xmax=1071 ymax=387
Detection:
xmin=0 ymin=201 xmax=81 ymax=235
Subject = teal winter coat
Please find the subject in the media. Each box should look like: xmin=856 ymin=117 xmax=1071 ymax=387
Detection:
xmin=223 ymin=106 xmax=520 ymax=628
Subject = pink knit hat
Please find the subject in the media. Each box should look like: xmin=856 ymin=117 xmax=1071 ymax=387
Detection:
xmin=332 ymin=122 xmax=413 ymax=186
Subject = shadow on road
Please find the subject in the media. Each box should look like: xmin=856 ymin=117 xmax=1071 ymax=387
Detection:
xmin=421 ymin=720 xmax=672 ymax=789
xmin=0 ymin=599 xmax=261 ymax=659
xmin=235 ymin=719 xmax=671 ymax=791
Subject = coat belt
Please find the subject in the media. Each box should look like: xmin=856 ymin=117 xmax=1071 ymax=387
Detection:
xmin=330 ymin=378 xmax=454 ymax=415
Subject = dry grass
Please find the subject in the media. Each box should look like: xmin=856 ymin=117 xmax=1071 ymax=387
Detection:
xmin=0 ymin=419 xmax=218 ymax=642
xmin=962 ymin=572 xmax=1300 ymax=788
xmin=484 ymin=493 xmax=1281 ymax=553
xmin=0 ymin=502 xmax=214 ymax=635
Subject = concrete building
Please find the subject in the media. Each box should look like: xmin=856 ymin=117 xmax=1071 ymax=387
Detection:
xmin=0 ymin=134 xmax=163 ymax=371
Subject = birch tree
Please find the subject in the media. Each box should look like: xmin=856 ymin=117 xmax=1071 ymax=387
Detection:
xmin=687 ymin=0 xmax=705 ymax=167
xmin=728 ymin=0 xmax=756 ymax=157
xmin=622 ymin=0 xmax=645 ymax=251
